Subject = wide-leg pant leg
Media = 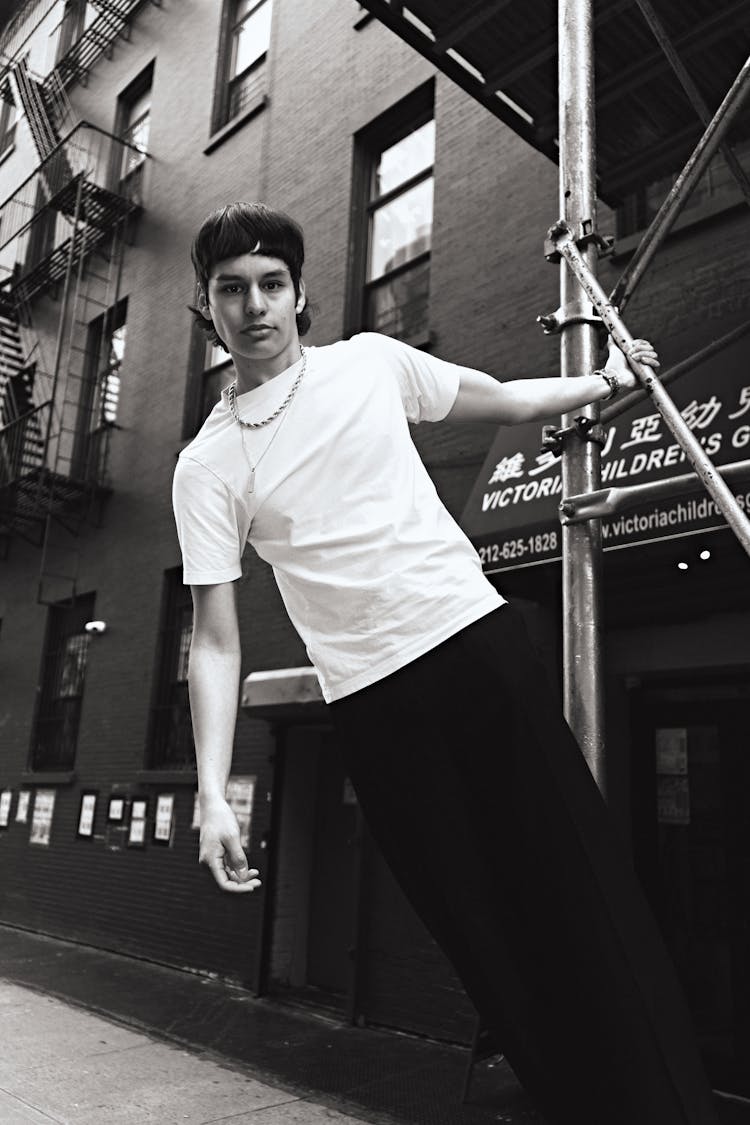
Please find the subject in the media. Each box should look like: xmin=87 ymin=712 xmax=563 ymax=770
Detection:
xmin=328 ymin=604 xmax=719 ymax=1125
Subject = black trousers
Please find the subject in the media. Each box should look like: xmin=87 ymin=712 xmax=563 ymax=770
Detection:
xmin=328 ymin=604 xmax=718 ymax=1125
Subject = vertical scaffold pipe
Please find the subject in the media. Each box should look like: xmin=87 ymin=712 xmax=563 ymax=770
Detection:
xmin=558 ymin=0 xmax=606 ymax=793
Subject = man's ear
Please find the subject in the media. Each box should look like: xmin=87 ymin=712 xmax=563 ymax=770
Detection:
xmin=196 ymin=286 xmax=212 ymax=320
xmin=295 ymin=279 xmax=306 ymax=314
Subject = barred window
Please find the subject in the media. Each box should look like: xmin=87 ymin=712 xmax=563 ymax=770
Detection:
xmin=31 ymin=593 xmax=95 ymax=771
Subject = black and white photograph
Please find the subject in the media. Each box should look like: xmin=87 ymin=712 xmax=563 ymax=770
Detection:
xmin=0 ymin=2 xmax=749 ymax=1123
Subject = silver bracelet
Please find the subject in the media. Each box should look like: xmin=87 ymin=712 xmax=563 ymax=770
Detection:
xmin=594 ymin=368 xmax=619 ymax=401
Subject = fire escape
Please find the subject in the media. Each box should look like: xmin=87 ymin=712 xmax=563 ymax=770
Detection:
xmin=0 ymin=0 xmax=153 ymax=603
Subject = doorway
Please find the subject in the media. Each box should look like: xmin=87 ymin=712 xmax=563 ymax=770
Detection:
xmin=267 ymin=724 xmax=361 ymax=1015
xmin=630 ymin=676 xmax=750 ymax=1094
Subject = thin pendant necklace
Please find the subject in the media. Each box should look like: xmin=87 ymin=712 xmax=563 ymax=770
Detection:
xmin=227 ymin=347 xmax=307 ymax=494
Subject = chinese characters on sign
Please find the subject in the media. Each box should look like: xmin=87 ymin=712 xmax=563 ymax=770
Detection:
xmin=0 ymin=791 xmax=11 ymax=828
xmin=461 ymin=344 xmax=750 ymax=572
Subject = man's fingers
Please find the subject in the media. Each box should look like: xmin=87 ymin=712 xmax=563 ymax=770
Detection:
xmin=207 ymin=856 xmax=261 ymax=893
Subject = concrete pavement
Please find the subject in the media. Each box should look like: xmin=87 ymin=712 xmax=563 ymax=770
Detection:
xmin=1 ymin=925 xmax=749 ymax=1125
xmin=0 ymin=980 xmax=380 ymax=1125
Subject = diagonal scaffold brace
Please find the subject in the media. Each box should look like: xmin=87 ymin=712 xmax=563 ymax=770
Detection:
xmin=547 ymin=219 xmax=750 ymax=560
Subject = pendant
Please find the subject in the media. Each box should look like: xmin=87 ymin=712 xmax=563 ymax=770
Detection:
xmin=248 ymin=464 xmax=255 ymax=494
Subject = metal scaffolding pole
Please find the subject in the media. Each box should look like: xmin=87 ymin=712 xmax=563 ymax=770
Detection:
xmin=557 ymin=0 xmax=606 ymax=791
xmin=551 ymin=223 xmax=750 ymax=558
xmin=551 ymin=318 xmax=750 ymax=440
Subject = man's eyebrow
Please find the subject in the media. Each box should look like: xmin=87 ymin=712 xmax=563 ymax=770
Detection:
xmin=212 ymin=268 xmax=290 ymax=281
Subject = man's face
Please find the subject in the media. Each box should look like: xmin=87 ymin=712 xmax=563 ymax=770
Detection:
xmin=201 ymin=251 xmax=305 ymax=373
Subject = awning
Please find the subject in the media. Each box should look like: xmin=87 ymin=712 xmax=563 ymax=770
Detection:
xmin=241 ymin=666 xmax=324 ymax=720
xmin=460 ymin=329 xmax=750 ymax=572
xmin=357 ymin=0 xmax=750 ymax=203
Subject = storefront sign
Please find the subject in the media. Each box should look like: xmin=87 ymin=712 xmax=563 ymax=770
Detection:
xmin=0 ymin=790 xmax=11 ymax=828
xmin=460 ymin=335 xmax=750 ymax=571
xmin=30 ymin=790 xmax=56 ymax=846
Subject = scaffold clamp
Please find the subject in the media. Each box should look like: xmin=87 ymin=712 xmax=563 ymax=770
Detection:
xmin=544 ymin=218 xmax=611 ymax=263
xmin=572 ymin=414 xmax=606 ymax=447
xmin=536 ymin=301 xmax=602 ymax=335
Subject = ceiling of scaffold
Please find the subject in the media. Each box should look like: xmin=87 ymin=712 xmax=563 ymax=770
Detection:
xmin=356 ymin=0 xmax=750 ymax=203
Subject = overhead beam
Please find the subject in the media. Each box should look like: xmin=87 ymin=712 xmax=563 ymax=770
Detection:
xmin=635 ymin=0 xmax=750 ymax=207
xmin=355 ymin=0 xmax=554 ymax=159
xmin=484 ymin=0 xmax=631 ymax=92
xmin=434 ymin=0 xmax=515 ymax=54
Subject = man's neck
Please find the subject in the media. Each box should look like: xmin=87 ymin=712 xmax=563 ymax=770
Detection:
xmin=231 ymin=343 xmax=303 ymax=394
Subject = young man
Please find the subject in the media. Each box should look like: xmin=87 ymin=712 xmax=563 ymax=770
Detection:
xmin=173 ymin=203 xmax=719 ymax=1125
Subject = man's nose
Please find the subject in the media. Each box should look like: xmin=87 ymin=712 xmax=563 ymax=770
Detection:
xmin=244 ymin=286 xmax=267 ymax=315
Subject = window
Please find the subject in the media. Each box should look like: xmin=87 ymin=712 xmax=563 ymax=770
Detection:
xmin=215 ymin=0 xmax=273 ymax=130
xmin=349 ymin=85 xmax=435 ymax=345
xmin=73 ymin=299 xmax=127 ymax=480
xmin=53 ymin=0 xmax=91 ymax=63
xmin=31 ymin=593 xmax=95 ymax=771
xmin=115 ymin=63 xmax=152 ymax=198
xmin=183 ymin=325 xmax=234 ymax=439
xmin=0 ymin=84 xmax=19 ymax=157
xmin=616 ymin=136 xmax=750 ymax=239
xmin=148 ymin=570 xmax=195 ymax=770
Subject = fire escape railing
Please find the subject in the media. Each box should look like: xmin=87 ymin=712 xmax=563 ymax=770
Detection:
xmin=0 ymin=120 xmax=147 ymax=304
xmin=44 ymin=1 xmax=152 ymax=92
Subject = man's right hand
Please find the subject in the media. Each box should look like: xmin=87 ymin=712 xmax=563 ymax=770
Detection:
xmin=198 ymin=796 xmax=262 ymax=893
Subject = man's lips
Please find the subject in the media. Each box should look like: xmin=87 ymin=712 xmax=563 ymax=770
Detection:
xmin=242 ymin=324 xmax=273 ymax=333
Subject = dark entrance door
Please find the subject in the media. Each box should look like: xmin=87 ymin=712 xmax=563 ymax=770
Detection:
xmin=268 ymin=725 xmax=360 ymax=1014
xmin=630 ymin=678 xmax=750 ymax=1095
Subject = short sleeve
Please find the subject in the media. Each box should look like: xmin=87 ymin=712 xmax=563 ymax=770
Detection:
xmin=172 ymin=456 xmax=249 ymax=585
xmin=362 ymin=333 xmax=462 ymax=423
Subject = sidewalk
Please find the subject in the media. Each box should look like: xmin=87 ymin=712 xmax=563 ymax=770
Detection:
xmin=0 ymin=980 xmax=376 ymax=1125
xmin=1 ymin=924 xmax=748 ymax=1125
xmin=0 ymin=924 xmax=542 ymax=1125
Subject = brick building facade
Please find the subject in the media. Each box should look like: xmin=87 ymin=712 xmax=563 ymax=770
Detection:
xmin=0 ymin=0 xmax=749 ymax=1082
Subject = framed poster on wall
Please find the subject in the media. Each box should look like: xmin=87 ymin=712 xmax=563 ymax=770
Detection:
xmin=77 ymin=793 xmax=97 ymax=838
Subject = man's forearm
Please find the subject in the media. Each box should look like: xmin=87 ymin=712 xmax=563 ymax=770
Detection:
xmin=448 ymin=369 xmax=616 ymax=425
xmin=188 ymin=642 xmax=242 ymax=803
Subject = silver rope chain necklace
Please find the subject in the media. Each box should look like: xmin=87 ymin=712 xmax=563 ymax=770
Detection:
xmin=227 ymin=346 xmax=308 ymax=494
xmin=227 ymin=346 xmax=307 ymax=429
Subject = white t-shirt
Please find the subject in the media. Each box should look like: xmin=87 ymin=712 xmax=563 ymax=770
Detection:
xmin=172 ymin=332 xmax=504 ymax=702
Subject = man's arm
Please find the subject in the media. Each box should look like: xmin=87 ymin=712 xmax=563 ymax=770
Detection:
xmin=189 ymin=581 xmax=261 ymax=894
xmin=446 ymin=338 xmax=658 ymax=424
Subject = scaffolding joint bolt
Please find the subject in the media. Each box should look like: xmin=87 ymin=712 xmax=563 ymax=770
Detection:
xmin=541 ymin=424 xmax=563 ymax=457
xmin=537 ymin=302 xmax=602 ymax=335
xmin=573 ymin=415 xmax=606 ymax=448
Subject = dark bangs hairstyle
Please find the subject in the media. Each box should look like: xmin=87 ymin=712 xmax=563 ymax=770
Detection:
xmin=190 ymin=202 xmax=311 ymax=350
